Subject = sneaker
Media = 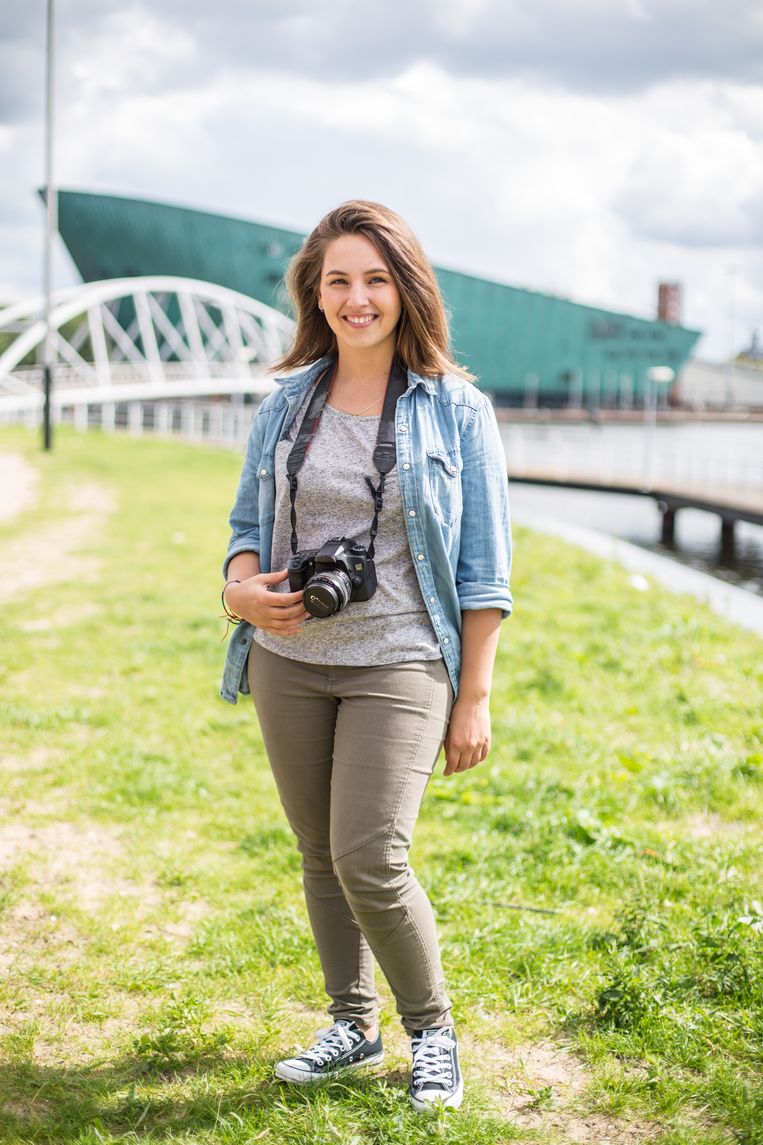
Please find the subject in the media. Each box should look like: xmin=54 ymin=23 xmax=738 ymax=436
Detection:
xmin=409 ymin=1026 xmax=464 ymax=1111
xmin=274 ymin=1019 xmax=384 ymax=1084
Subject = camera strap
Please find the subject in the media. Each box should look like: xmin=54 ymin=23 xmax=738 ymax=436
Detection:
xmin=285 ymin=356 xmax=408 ymax=557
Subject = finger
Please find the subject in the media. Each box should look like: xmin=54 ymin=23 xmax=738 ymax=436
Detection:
xmin=444 ymin=734 xmax=467 ymax=775
xmin=265 ymin=596 xmax=310 ymax=614
xmin=467 ymin=743 xmax=489 ymax=768
xmin=259 ymin=569 xmax=290 ymax=583
xmin=451 ymin=745 xmax=482 ymax=772
xmin=270 ymin=594 xmax=311 ymax=610
xmin=443 ymin=748 xmax=461 ymax=776
xmin=469 ymin=743 xmax=488 ymax=768
xmin=266 ymin=614 xmax=308 ymax=629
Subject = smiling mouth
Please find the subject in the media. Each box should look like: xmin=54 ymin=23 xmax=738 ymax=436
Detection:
xmin=342 ymin=315 xmax=378 ymax=328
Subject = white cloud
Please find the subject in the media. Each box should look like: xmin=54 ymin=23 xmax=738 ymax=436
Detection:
xmin=1 ymin=2 xmax=761 ymax=361
xmin=67 ymin=10 xmax=196 ymax=100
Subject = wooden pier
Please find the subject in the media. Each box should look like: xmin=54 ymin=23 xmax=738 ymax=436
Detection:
xmin=507 ymin=472 xmax=763 ymax=557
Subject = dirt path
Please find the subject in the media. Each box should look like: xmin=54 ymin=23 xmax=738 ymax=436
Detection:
xmin=0 ymin=453 xmax=116 ymax=603
xmin=0 ymin=451 xmax=38 ymax=526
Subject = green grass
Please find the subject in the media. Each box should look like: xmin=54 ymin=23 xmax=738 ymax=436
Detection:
xmin=0 ymin=424 xmax=762 ymax=1145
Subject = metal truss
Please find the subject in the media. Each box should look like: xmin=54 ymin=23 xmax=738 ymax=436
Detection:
xmin=0 ymin=275 xmax=295 ymax=408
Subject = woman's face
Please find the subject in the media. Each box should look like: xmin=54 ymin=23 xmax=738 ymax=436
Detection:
xmin=318 ymin=233 xmax=402 ymax=359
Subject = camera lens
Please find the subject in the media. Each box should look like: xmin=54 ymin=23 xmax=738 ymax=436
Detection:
xmin=303 ymin=570 xmax=352 ymax=618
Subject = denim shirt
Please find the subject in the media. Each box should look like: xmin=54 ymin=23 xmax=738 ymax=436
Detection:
xmin=220 ymin=356 xmax=512 ymax=703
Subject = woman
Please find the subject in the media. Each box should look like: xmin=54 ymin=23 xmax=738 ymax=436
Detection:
xmin=220 ymin=201 xmax=512 ymax=1111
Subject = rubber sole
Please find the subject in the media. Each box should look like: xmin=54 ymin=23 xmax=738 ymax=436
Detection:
xmin=409 ymin=1075 xmax=464 ymax=1111
xmin=275 ymin=1049 xmax=385 ymax=1084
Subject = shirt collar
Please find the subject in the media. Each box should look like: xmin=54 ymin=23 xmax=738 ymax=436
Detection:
xmin=406 ymin=370 xmax=438 ymax=395
xmin=273 ymin=356 xmax=334 ymax=395
xmin=274 ymin=357 xmax=439 ymax=397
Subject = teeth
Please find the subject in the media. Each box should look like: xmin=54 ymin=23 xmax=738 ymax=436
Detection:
xmin=345 ymin=315 xmax=376 ymax=325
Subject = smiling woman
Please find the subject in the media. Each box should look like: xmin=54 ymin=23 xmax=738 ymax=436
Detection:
xmin=317 ymin=233 xmax=403 ymax=413
xmin=220 ymin=200 xmax=512 ymax=1112
xmin=274 ymin=200 xmax=475 ymax=385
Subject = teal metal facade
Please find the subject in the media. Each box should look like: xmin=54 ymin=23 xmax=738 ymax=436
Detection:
xmin=55 ymin=189 xmax=701 ymax=405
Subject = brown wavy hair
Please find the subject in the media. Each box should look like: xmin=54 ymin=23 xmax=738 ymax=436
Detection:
xmin=274 ymin=200 xmax=474 ymax=381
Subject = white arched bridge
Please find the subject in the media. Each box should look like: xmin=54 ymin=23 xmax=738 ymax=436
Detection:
xmin=0 ymin=276 xmax=294 ymax=418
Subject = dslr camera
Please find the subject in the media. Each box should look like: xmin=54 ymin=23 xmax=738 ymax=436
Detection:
xmin=287 ymin=536 xmax=377 ymax=618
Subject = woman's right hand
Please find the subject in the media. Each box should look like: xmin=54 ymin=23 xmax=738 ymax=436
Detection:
xmin=225 ymin=570 xmax=310 ymax=635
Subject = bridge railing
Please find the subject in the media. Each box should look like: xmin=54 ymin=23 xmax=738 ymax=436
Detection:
xmin=0 ymin=360 xmax=274 ymax=396
xmin=504 ymin=424 xmax=763 ymax=494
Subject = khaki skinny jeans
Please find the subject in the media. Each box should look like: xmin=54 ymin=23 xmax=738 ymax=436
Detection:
xmin=247 ymin=641 xmax=454 ymax=1033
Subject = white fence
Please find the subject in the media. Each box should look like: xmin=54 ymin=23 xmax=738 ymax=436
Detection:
xmin=1 ymin=396 xmax=258 ymax=450
xmin=4 ymin=393 xmax=762 ymax=502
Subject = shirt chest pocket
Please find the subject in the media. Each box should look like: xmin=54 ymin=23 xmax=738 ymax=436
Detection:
xmin=256 ymin=452 xmax=276 ymax=526
xmin=426 ymin=449 xmax=463 ymax=528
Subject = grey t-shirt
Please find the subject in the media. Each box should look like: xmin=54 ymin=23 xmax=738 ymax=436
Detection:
xmin=254 ymin=390 xmax=442 ymax=667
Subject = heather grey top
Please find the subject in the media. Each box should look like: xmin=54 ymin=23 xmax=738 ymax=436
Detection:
xmin=254 ymin=391 xmax=441 ymax=667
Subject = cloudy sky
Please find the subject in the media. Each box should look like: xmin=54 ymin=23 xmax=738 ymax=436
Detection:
xmin=1 ymin=0 xmax=762 ymax=361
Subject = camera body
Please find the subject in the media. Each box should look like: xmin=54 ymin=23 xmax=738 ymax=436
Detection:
xmin=287 ymin=536 xmax=378 ymax=618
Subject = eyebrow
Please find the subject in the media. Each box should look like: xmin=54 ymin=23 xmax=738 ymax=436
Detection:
xmin=324 ymin=267 xmax=389 ymax=276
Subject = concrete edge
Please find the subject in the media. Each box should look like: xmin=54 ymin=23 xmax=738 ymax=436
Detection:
xmin=512 ymin=508 xmax=763 ymax=640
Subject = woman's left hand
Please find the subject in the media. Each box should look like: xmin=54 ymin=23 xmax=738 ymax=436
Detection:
xmin=443 ymin=696 xmax=491 ymax=776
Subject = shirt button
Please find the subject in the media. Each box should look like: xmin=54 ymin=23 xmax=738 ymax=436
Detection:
xmin=408 ymin=509 xmax=416 ymax=517
xmin=398 ymin=424 xmax=408 ymax=433
xmin=402 ymin=463 xmax=411 ymax=471
xmin=417 ymin=553 xmax=425 ymax=561
xmin=429 ymin=596 xmax=435 ymax=603
xmin=259 ymin=468 xmax=268 ymax=477
xmin=443 ymin=638 xmax=449 ymax=644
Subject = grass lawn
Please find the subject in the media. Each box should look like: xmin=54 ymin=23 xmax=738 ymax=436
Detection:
xmin=0 ymin=424 xmax=761 ymax=1145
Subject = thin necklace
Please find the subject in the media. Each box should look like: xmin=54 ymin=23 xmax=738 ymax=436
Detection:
xmin=328 ymin=392 xmax=384 ymax=416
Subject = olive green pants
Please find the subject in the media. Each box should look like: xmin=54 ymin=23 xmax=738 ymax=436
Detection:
xmin=247 ymin=640 xmax=454 ymax=1034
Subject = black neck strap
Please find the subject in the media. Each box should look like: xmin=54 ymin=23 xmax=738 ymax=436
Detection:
xmin=285 ymin=356 xmax=408 ymax=558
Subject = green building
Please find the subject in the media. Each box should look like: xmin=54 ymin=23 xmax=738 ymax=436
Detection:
xmin=56 ymin=189 xmax=701 ymax=406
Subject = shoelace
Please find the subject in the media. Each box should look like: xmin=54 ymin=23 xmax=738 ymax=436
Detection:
xmin=411 ymin=1029 xmax=455 ymax=1087
xmin=301 ymin=1022 xmax=358 ymax=1065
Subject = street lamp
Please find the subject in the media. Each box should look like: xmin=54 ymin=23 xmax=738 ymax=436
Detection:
xmin=642 ymin=365 xmax=675 ymax=488
xmin=42 ymin=0 xmax=56 ymax=451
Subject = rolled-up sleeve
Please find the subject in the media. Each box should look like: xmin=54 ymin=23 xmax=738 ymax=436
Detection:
xmin=456 ymin=399 xmax=513 ymax=616
xmin=222 ymin=410 xmax=265 ymax=579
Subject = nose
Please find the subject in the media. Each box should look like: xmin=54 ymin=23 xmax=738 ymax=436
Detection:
xmin=347 ymin=279 xmax=370 ymax=308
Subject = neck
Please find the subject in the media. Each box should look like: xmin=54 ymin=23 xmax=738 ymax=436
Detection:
xmin=334 ymin=344 xmax=395 ymax=391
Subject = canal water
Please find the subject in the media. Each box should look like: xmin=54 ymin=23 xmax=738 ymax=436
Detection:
xmin=499 ymin=421 xmax=763 ymax=597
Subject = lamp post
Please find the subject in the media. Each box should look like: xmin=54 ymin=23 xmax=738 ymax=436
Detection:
xmin=642 ymin=365 xmax=675 ymax=488
xmin=42 ymin=0 xmax=56 ymax=450
xmin=726 ymin=263 xmax=737 ymax=408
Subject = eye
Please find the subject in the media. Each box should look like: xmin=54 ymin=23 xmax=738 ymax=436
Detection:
xmin=368 ymin=276 xmax=387 ymax=284
xmin=328 ymin=277 xmax=347 ymax=286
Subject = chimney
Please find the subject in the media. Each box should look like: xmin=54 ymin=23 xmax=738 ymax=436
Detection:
xmin=657 ymin=282 xmax=681 ymax=325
